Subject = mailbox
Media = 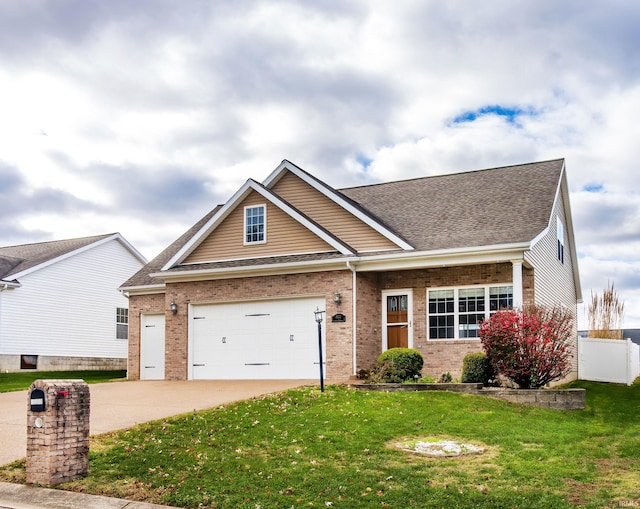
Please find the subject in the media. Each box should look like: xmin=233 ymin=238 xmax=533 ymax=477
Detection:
xmin=30 ymin=388 xmax=46 ymax=412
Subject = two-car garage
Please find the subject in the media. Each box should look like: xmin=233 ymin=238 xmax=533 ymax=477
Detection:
xmin=188 ymin=297 xmax=325 ymax=380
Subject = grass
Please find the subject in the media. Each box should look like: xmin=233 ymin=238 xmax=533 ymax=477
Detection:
xmin=1 ymin=380 xmax=639 ymax=508
xmin=0 ymin=370 xmax=127 ymax=392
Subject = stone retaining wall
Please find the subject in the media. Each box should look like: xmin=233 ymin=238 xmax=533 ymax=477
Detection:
xmin=350 ymin=383 xmax=586 ymax=410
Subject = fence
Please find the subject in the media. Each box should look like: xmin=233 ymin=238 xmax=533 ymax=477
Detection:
xmin=578 ymin=337 xmax=640 ymax=385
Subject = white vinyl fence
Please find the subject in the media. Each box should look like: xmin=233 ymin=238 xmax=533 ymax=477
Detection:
xmin=578 ymin=337 xmax=640 ymax=385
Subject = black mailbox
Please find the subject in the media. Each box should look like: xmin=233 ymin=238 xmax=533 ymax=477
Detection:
xmin=30 ymin=388 xmax=46 ymax=412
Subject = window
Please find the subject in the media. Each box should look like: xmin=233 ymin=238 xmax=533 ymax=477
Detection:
xmin=245 ymin=205 xmax=266 ymax=244
xmin=116 ymin=307 xmax=128 ymax=340
xmin=557 ymin=217 xmax=565 ymax=264
xmin=20 ymin=355 xmax=38 ymax=370
xmin=428 ymin=285 xmax=513 ymax=340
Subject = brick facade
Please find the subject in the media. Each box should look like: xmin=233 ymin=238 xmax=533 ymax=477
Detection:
xmin=128 ymin=262 xmax=534 ymax=381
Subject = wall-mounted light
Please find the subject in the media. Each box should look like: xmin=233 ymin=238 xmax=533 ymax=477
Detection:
xmin=170 ymin=301 xmax=178 ymax=315
xmin=333 ymin=290 xmax=342 ymax=306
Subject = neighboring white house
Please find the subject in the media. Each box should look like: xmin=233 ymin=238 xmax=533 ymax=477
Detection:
xmin=0 ymin=233 xmax=147 ymax=372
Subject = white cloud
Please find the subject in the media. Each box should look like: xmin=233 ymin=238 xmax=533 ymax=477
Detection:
xmin=1 ymin=1 xmax=639 ymax=324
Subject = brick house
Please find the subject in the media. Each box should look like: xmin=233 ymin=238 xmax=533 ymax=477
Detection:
xmin=121 ymin=159 xmax=581 ymax=381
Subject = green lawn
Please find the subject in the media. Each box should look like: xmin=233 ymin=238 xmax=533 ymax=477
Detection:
xmin=2 ymin=380 xmax=639 ymax=508
xmin=0 ymin=370 xmax=127 ymax=392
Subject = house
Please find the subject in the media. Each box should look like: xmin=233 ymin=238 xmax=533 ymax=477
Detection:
xmin=0 ymin=233 xmax=147 ymax=372
xmin=121 ymin=159 xmax=582 ymax=381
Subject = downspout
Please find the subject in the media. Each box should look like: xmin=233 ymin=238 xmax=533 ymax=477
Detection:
xmin=346 ymin=260 xmax=357 ymax=376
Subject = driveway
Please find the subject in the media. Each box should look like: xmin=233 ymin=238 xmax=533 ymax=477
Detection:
xmin=0 ymin=379 xmax=310 ymax=466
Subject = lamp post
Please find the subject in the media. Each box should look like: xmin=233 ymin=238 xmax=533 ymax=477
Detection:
xmin=314 ymin=307 xmax=326 ymax=392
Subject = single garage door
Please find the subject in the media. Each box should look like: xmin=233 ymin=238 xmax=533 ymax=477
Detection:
xmin=190 ymin=297 xmax=325 ymax=380
xmin=140 ymin=313 xmax=165 ymax=380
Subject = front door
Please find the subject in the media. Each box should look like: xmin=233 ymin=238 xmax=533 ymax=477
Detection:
xmin=383 ymin=290 xmax=412 ymax=350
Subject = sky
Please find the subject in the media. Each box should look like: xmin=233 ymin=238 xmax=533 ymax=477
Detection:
xmin=1 ymin=0 xmax=639 ymax=329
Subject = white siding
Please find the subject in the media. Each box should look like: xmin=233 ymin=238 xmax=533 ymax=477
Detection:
xmin=0 ymin=239 xmax=144 ymax=359
xmin=524 ymin=175 xmax=579 ymax=379
xmin=524 ymin=184 xmax=578 ymax=312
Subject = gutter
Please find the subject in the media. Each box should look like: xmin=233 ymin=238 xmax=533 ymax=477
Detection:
xmin=346 ymin=260 xmax=357 ymax=376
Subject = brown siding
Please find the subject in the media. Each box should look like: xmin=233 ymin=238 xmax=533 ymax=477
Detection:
xmin=185 ymin=190 xmax=334 ymax=263
xmin=272 ymin=171 xmax=399 ymax=252
xmin=127 ymin=293 xmax=165 ymax=380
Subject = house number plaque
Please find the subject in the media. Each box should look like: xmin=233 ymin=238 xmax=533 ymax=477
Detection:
xmin=331 ymin=313 xmax=346 ymax=323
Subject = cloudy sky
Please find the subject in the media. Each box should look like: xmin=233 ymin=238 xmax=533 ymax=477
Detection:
xmin=1 ymin=1 xmax=639 ymax=328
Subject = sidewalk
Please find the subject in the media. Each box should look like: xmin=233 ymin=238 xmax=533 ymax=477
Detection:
xmin=0 ymin=481 xmax=180 ymax=509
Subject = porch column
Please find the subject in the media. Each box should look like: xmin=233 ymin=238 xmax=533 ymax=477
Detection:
xmin=511 ymin=260 xmax=523 ymax=309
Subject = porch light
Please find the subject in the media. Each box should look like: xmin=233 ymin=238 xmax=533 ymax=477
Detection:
xmin=333 ymin=290 xmax=342 ymax=306
xmin=170 ymin=301 xmax=178 ymax=315
xmin=314 ymin=307 xmax=326 ymax=392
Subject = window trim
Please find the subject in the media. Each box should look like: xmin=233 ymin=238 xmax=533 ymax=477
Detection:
xmin=382 ymin=289 xmax=414 ymax=351
xmin=244 ymin=204 xmax=267 ymax=245
xmin=427 ymin=284 xmax=513 ymax=341
xmin=116 ymin=307 xmax=129 ymax=340
xmin=556 ymin=216 xmax=565 ymax=264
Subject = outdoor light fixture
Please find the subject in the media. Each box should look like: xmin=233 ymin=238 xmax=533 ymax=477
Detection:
xmin=333 ymin=290 xmax=342 ymax=306
xmin=314 ymin=307 xmax=326 ymax=392
xmin=170 ymin=301 xmax=178 ymax=315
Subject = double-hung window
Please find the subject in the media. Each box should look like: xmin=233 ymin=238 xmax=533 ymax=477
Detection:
xmin=116 ymin=307 xmax=128 ymax=340
xmin=428 ymin=285 xmax=513 ymax=340
xmin=245 ymin=205 xmax=266 ymax=244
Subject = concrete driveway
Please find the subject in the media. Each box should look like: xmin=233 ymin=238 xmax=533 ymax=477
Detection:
xmin=0 ymin=379 xmax=311 ymax=466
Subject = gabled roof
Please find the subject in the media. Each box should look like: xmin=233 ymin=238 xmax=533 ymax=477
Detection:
xmin=340 ymin=159 xmax=564 ymax=252
xmin=0 ymin=233 xmax=147 ymax=283
xmin=123 ymin=158 xmax=571 ymax=290
xmin=162 ymin=177 xmax=358 ymax=270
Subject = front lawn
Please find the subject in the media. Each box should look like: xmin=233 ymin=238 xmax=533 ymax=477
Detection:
xmin=2 ymin=380 xmax=639 ymax=508
xmin=0 ymin=370 xmax=127 ymax=392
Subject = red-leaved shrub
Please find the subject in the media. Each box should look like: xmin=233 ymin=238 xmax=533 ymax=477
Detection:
xmin=479 ymin=307 xmax=574 ymax=389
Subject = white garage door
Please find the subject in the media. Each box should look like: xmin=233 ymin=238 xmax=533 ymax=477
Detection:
xmin=140 ymin=313 xmax=165 ymax=380
xmin=190 ymin=297 xmax=325 ymax=380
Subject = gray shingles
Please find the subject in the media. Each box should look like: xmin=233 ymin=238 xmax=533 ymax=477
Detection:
xmin=340 ymin=159 xmax=563 ymax=251
xmin=0 ymin=233 xmax=115 ymax=281
xmin=124 ymin=159 xmax=564 ymax=288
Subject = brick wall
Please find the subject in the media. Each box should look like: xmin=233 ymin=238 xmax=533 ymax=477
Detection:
xmin=128 ymin=262 xmax=533 ymax=382
xmin=131 ymin=271 xmax=355 ymax=380
xmin=127 ymin=293 xmax=165 ymax=380
xmin=372 ymin=263 xmax=527 ymax=380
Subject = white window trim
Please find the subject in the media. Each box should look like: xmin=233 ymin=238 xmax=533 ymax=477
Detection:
xmin=382 ymin=289 xmax=413 ymax=351
xmin=426 ymin=284 xmax=513 ymax=341
xmin=116 ymin=307 xmax=129 ymax=340
xmin=556 ymin=216 xmax=565 ymax=264
xmin=243 ymin=204 xmax=267 ymax=245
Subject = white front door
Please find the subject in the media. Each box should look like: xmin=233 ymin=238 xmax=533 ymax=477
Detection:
xmin=190 ymin=297 xmax=325 ymax=380
xmin=140 ymin=313 xmax=165 ymax=380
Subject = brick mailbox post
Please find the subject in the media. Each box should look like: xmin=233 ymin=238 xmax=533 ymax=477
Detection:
xmin=26 ymin=380 xmax=90 ymax=486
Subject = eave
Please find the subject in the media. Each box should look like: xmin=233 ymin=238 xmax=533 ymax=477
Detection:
xmin=150 ymin=242 xmax=532 ymax=283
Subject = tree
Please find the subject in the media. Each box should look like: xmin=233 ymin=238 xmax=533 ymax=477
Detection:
xmin=588 ymin=282 xmax=625 ymax=339
xmin=479 ymin=306 xmax=574 ymax=389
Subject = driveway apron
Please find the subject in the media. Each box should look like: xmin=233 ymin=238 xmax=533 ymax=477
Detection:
xmin=0 ymin=379 xmax=309 ymax=466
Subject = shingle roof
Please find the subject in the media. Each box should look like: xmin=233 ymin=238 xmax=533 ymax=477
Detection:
xmin=0 ymin=233 xmax=115 ymax=281
xmin=123 ymin=159 xmax=564 ymax=289
xmin=121 ymin=207 xmax=222 ymax=288
xmin=340 ymin=159 xmax=563 ymax=251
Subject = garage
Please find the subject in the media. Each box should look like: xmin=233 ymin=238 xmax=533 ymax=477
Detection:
xmin=189 ymin=297 xmax=325 ymax=380
xmin=140 ymin=313 xmax=165 ymax=380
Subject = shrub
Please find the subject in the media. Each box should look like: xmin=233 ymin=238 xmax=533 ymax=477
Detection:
xmin=479 ymin=306 xmax=574 ymax=389
xmin=372 ymin=348 xmax=423 ymax=383
xmin=461 ymin=352 xmax=497 ymax=386
xmin=439 ymin=372 xmax=453 ymax=383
